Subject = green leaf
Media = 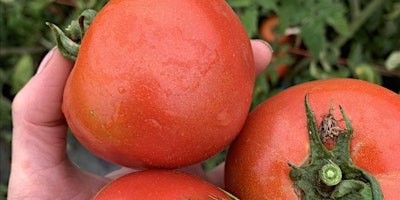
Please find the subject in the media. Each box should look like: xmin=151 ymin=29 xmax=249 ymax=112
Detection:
xmin=0 ymin=0 xmax=14 ymax=3
xmin=11 ymin=54 xmax=34 ymax=95
xmin=256 ymin=0 xmax=278 ymax=13
xmin=325 ymin=5 xmax=351 ymax=36
xmin=310 ymin=59 xmax=350 ymax=80
xmin=0 ymin=95 xmax=12 ymax=128
xmin=347 ymin=43 xmax=364 ymax=67
xmin=226 ymin=0 xmax=253 ymax=7
xmin=316 ymin=1 xmax=350 ymax=36
xmin=239 ymin=6 xmax=259 ymax=38
xmin=251 ymin=72 xmax=270 ymax=109
xmin=354 ymin=63 xmax=381 ymax=85
xmin=331 ymin=180 xmax=372 ymax=199
xmin=300 ymin=18 xmax=326 ymax=57
xmin=27 ymin=0 xmax=53 ymax=14
xmin=385 ymin=51 xmax=400 ymax=70
xmin=0 ymin=68 xmax=8 ymax=87
xmin=277 ymin=0 xmax=307 ymax=34
xmin=309 ymin=59 xmax=324 ymax=79
xmin=320 ymin=47 xmax=341 ymax=68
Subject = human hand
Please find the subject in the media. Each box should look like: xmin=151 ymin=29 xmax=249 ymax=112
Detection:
xmin=7 ymin=40 xmax=272 ymax=199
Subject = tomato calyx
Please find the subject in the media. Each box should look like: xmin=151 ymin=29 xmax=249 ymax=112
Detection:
xmin=46 ymin=9 xmax=97 ymax=61
xmin=288 ymin=94 xmax=384 ymax=199
xmin=217 ymin=188 xmax=239 ymax=200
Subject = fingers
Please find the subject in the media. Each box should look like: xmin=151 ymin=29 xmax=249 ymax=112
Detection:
xmin=250 ymin=39 xmax=273 ymax=76
xmin=11 ymin=48 xmax=74 ymax=170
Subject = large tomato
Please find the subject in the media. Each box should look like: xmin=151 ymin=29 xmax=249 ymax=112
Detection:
xmin=225 ymin=78 xmax=400 ymax=199
xmin=92 ymin=170 xmax=230 ymax=199
xmin=62 ymin=0 xmax=254 ymax=168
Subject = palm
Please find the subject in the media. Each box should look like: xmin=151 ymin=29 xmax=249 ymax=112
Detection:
xmin=9 ymin=159 xmax=109 ymax=199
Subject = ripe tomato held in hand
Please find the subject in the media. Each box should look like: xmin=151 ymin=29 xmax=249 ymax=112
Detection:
xmin=62 ymin=0 xmax=254 ymax=169
xmin=225 ymin=78 xmax=400 ymax=199
xmin=92 ymin=170 xmax=231 ymax=199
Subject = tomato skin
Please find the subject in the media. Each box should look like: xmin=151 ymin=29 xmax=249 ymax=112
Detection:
xmin=92 ymin=170 xmax=230 ymax=199
xmin=62 ymin=0 xmax=254 ymax=168
xmin=225 ymin=78 xmax=400 ymax=199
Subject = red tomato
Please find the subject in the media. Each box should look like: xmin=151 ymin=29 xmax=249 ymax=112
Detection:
xmin=92 ymin=170 xmax=230 ymax=199
xmin=62 ymin=0 xmax=254 ymax=168
xmin=225 ymin=78 xmax=400 ymax=199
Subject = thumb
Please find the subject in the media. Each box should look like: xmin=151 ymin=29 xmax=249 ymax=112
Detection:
xmin=11 ymin=48 xmax=74 ymax=170
xmin=250 ymin=39 xmax=273 ymax=76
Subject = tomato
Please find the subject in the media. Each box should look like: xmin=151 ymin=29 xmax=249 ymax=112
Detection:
xmin=225 ymin=78 xmax=400 ymax=199
xmin=62 ymin=0 xmax=254 ymax=168
xmin=92 ymin=170 xmax=230 ymax=199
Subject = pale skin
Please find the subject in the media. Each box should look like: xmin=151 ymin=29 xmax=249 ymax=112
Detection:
xmin=8 ymin=39 xmax=273 ymax=199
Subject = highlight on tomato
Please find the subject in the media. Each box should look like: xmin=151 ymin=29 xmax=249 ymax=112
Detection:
xmin=92 ymin=170 xmax=232 ymax=199
xmin=225 ymin=78 xmax=400 ymax=199
xmin=52 ymin=0 xmax=255 ymax=169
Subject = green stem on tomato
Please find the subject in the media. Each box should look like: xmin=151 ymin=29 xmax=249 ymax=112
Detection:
xmin=320 ymin=163 xmax=342 ymax=187
xmin=46 ymin=9 xmax=97 ymax=61
xmin=288 ymin=94 xmax=384 ymax=199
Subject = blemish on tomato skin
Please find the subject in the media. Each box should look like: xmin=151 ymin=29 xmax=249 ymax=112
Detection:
xmin=103 ymin=122 xmax=113 ymax=131
xmin=89 ymin=109 xmax=95 ymax=116
xmin=216 ymin=107 xmax=231 ymax=126
xmin=118 ymin=87 xmax=126 ymax=94
xmin=144 ymin=118 xmax=163 ymax=130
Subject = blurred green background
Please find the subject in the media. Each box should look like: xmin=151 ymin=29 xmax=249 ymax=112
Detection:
xmin=1 ymin=0 xmax=399 ymax=198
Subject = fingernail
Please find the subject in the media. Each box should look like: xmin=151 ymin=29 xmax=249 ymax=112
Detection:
xmin=36 ymin=47 xmax=56 ymax=74
xmin=258 ymin=39 xmax=274 ymax=54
